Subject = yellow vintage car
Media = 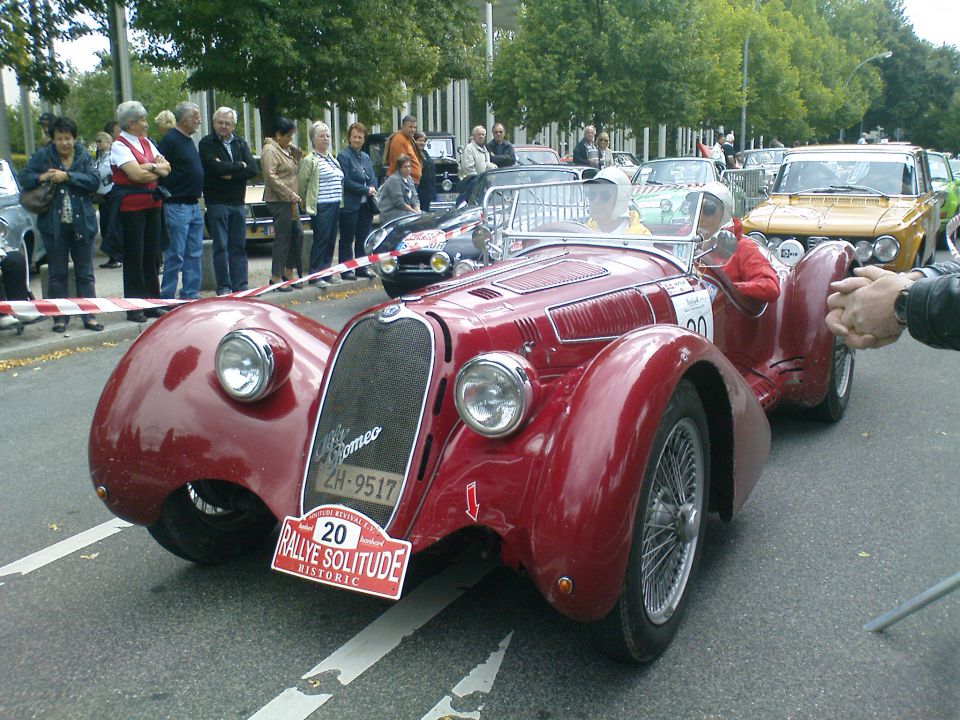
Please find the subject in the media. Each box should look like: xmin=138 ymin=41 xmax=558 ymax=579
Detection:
xmin=742 ymin=144 xmax=938 ymax=272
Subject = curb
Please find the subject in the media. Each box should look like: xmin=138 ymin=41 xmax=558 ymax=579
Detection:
xmin=0 ymin=277 xmax=381 ymax=368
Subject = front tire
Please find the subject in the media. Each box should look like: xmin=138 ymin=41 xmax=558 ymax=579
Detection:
xmin=591 ymin=380 xmax=710 ymax=662
xmin=810 ymin=334 xmax=854 ymax=422
xmin=147 ymin=481 xmax=277 ymax=565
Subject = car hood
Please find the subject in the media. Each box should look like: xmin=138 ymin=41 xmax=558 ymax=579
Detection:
xmin=745 ymin=197 xmax=916 ymax=236
xmin=378 ymin=206 xmax=484 ymax=251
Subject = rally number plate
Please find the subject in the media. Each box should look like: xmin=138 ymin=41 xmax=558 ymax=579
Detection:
xmin=271 ymin=505 xmax=412 ymax=600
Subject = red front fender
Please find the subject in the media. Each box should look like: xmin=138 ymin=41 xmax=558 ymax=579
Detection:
xmin=88 ymin=299 xmax=337 ymax=526
xmin=527 ymin=325 xmax=769 ymax=621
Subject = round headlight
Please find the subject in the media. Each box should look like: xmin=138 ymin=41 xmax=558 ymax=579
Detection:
xmin=659 ymin=198 xmax=673 ymax=213
xmin=379 ymin=256 xmax=399 ymax=274
xmin=747 ymin=231 xmax=766 ymax=245
xmin=216 ymin=329 xmax=292 ymax=402
xmin=364 ymin=227 xmax=388 ymax=255
xmin=766 ymin=236 xmax=782 ymax=250
xmin=442 ymin=179 xmax=454 ymax=192
xmin=454 ymin=259 xmax=480 ymax=277
xmin=430 ymin=251 xmax=451 ymax=273
xmin=454 ymin=353 xmax=537 ymax=438
xmin=777 ymin=238 xmax=805 ymax=267
xmin=873 ymin=235 xmax=900 ymax=263
xmin=854 ymin=240 xmax=874 ymax=263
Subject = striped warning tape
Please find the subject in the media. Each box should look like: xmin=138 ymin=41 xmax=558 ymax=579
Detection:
xmin=0 ymin=245 xmax=421 ymax=319
xmin=946 ymin=213 xmax=960 ymax=262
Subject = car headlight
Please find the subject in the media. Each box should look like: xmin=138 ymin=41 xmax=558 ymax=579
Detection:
xmin=454 ymin=259 xmax=480 ymax=276
xmin=216 ymin=329 xmax=292 ymax=402
xmin=364 ymin=227 xmax=388 ymax=255
xmin=766 ymin=236 xmax=782 ymax=250
xmin=430 ymin=251 xmax=451 ymax=273
xmin=454 ymin=352 xmax=537 ymax=438
xmin=873 ymin=235 xmax=900 ymax=263
xmin=379 ymin=256 xmax=398 ymax=274
xmin=854 ymin=240 xmax=874 ymax=263
xmin=442 ymin=179 xmax=454 ymax=192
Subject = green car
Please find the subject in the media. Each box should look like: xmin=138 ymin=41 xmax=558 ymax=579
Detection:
xmin=927 ymin=151 xmax=960 ymax=241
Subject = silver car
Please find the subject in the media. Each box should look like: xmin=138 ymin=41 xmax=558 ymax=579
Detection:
xmin=0 ymin=159 xmax=40 ymax=268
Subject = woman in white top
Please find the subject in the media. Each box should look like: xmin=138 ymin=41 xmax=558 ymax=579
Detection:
xmin=297 ymin=121 xmax=344 ymax=284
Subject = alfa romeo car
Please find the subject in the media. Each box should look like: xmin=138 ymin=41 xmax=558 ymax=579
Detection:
xmin=88 ymin=179 xmax=854 ymax=663
xmin=742 ymin=144 xmax=938 ymax=271
xmin=363 ymin=164 xmax=597 ymax=298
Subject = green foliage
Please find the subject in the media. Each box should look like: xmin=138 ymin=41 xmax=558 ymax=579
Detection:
xmin=58 ymin=53 xmax=189 ymax=143
xmin=129 ymin=0 xmax=481 ymax=131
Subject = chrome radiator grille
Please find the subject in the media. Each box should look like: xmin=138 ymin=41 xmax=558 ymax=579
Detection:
xmin=301 ymin=314 xmax=434 ymax=529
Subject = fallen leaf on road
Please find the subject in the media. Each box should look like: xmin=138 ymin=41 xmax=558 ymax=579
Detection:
xmin=80 ymin=553 xmax=99 ymax=560
xmin=858 ymin=551 xmax=870 ymax=557
xmin=861 ymin=432 xmax=871 ymax=438
xmin=48 ymin=523 xmax=59 ymax=531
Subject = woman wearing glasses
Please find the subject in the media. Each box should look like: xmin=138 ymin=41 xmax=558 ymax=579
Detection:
xmin=596 ymin=132 xmax=613 ymax=169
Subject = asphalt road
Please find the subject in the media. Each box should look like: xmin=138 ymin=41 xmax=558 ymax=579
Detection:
xmin=1 ymin=282 xmax=958 ymax=720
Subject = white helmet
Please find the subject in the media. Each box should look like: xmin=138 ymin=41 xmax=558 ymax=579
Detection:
xmin=700 ymin=181 xmax=734 ymax=228
xmin=587 ymin=167 xmax=632 ymax=222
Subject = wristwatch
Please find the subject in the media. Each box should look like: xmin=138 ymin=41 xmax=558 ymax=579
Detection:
xmin=893 ymin=287 xmax=910 ymax=326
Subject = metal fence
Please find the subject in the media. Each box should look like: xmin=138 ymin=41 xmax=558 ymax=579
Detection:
xmin=722 ymin=168 xmax=767 ymax=216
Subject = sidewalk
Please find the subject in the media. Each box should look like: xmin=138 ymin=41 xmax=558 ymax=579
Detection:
xmin=0 ymin=242 xmax=381 ymax=367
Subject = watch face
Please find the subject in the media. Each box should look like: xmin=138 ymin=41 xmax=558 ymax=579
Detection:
xmin=894 ymin=288 xmax=909 ymax=325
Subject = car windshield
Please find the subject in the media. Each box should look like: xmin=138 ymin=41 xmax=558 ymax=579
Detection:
xmin=480 ymin=179 xmax=702 ymax=271
xmin=774 ymin=151 xmax=918 ymax=195
xmin=515 ymin=149 xmax=560 ymax=165
xmin=927 ymin=154 xmax=951 ymax=183
xmin=0 ymin=160 xmax=19 ymax=197
xmin=742 ymin=149 xmax=785 ymax=167
xmin=466 ymin=168 xmax=580 ymax=204
xmin=613 ymin=152 xmax=639 ymax=167
xmin=634 ymin=160 xmax=714 ymax=186
xmin=424 ymin=137 xmax=454 ymax=159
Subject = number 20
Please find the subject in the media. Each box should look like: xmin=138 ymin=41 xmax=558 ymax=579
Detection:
xmin=320 ymin=521 xmax=347 ymax=545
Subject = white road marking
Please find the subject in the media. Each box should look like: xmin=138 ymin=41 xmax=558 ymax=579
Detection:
xmin=247 ymin=557 xmax=495 ymax=720
xmin=247 ymin=689 xmax=332 ymax=720
xmin=300 ymin=558 xmax=496 ymax=685
xmin=420 ymin=632 xmax=513 ymax=720
xmin=0 ymin=518 xmax=132 ymax=578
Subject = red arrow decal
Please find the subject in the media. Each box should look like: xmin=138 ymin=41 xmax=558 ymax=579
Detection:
xmin=466 ymin=482 xmax=479 ymax=522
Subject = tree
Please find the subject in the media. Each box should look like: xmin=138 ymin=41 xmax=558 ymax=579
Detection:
xmin=59 ymin=52 xmax=189 ymax=142
xmin=0 ymin=0 xmax=106 ymax=103
xmin=129 ymin=0 xmax=482 ymax=132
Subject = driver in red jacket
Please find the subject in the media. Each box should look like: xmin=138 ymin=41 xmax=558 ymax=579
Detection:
xmin=695 ymin=182 xmax=780 ymax=303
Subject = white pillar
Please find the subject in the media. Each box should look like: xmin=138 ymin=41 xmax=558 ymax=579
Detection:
xmin=643 ymin=127 xmax=650 ymax=162
xmin=427 ymin=93 xmax=435 ymax=132
xmin=416 ymin=95 xmax=424 ymax=129
xmin=332 ymin=104 xmax=341 ymax=150
xmin=658 ymin=124 xmax=667 ymax=158
xmin=485 ymin=1 xmax=494 ymax=132
xmin=254 ymin=110 xmax=262 ymax=155
xmin=446 ymin=82 xmax=455 ymax=136
xmin=242 ymin=102 xmax=251 ymax=146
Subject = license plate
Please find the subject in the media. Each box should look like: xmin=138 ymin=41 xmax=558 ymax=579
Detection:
xmin=437 ymin=192 xmax=459 ymax=203
xmin=315 ymin=464 xmax=402 ymax=507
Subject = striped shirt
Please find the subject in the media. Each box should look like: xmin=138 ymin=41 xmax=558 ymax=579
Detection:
xmin=315 ymin=153 xmax=344 ymax=205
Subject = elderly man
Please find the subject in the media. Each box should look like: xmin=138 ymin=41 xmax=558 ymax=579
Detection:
xmin=459 ymin=125 xmax=497 ymax=179
xmin=486 ymin=123 xmax=516 ymax=168
xmin=383 ymin=115 xmax=421 ymax=185
xmin=199 ymin=107 xmax=258 ymax=295
xmin=572 ymin=125 xmax=599 ymax=168
xmin=157 ymin=101 xmax=204 ymax=300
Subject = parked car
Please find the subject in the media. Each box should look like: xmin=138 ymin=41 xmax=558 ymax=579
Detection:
xmin=632 ymin=157 xmax=724 ymax=186
xmin=611 ymin=150 xmax=640 ymax=170
xmin=201 ymin=184 xmax=311 ymax=245
xmin=87 ymin=178 xmax=855 ymax=662
xmin=363 ymin=164 xmax=597 ymax=297
xmin=739 ymin=147 xmax=788 ymax=190
xmin=926 ymin=151 xmax=960 ymax=241
xmin=742 ymin=144 xmax=939 ymax=272
xmin=363 ymin=131 xmax=461 ymax=211
xmin=514 ymin=145 xmax=561 ymax=165
xmin=0 ymin=158 xmax=41 ymax=268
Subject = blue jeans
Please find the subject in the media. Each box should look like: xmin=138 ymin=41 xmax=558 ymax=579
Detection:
xmin=206 ymin=203 xmax=248 ymax=293
xmin=161 ymin=202 xmax=204 ymax=299
xmin=310 ymin=202 xmax=340 ymax=272
xmin=43 ymin=223 xmax=96 ymax=324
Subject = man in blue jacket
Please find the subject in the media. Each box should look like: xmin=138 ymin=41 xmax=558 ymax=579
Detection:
xmin=199 ymin=107 xmax=258 ymax=294
xmin=158 ymin=102 xmax=204 ymax=300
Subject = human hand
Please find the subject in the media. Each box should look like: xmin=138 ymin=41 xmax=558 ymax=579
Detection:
xmin=826 ymin=266 xmax=911 ymax=345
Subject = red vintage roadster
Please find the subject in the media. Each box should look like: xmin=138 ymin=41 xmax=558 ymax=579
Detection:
xmin=89 ymin=180 xmax=854 ymax=662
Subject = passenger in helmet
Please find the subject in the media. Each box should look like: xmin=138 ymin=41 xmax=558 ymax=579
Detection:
xmin=585 ymin=168 xmax=651 ymax=235
xmin=695 ymin=182 xmax=780 ymax=303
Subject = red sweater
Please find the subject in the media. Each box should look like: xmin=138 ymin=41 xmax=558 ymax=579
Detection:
xmin=721 ymin=219 xmax=781 ymax=302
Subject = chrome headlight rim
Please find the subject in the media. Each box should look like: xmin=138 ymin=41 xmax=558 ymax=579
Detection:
xmin=430 ymin=250 xmax=451 ymax=273
xmin=216 ymin=329 xmax=278 ymax=402
xmin=454 ymin=258 xmax=481 ymax=276
xmin=454 ymin=352 xmax=536 ymax=438
xmin=378 ymin=256 xmax=399 ymax=274
xmin=746 ymin=231 xmax=766 ymax=246
xmin=364 ymin=227 xmax=389 ymax=255
xmin=854 ymin=240 xmax=874 ymax=263
xmin=873 ymin=235 xmax=900 ymax=263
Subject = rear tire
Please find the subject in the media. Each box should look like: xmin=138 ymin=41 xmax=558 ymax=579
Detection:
xmin=810 ymin=334 xmax=854 ymax=422
xmin=591 ymin=380 xmax=710 ymax=662
xmin=147 ymin=481 xmax=277 ymax=565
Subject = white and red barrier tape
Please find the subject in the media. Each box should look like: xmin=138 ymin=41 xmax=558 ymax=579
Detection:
xmin=946 ymin=213 xmax=960 ymax=262
xmin=0 ymin=245 xmax=422 ymax=319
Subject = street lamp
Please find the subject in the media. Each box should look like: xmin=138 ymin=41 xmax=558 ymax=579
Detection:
xmin=839 ymin=50 xmax=892 ymax=142
xmin=740 ymin=0 xmax=763 ymax=154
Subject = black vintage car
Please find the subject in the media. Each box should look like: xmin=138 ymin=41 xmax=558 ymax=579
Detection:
xmin=362 ymin=132 xmax=462 ymax=212
xmin=363 ymin=164 xmax=597 ymax=298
